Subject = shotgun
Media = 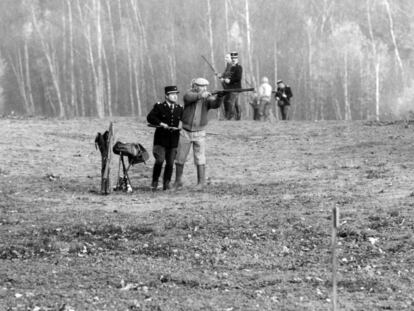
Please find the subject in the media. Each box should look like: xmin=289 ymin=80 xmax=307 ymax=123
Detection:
xmin=211 ymin=88 xmax=255 ymax=96
xmin=147 ymin=124 xmax=180 ymax=131
xmin=201 ymin=55 xmax=218 ymax=76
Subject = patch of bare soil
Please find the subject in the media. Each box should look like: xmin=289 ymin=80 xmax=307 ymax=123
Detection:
xmin=0 ymin=117 xmax=413 ymax=310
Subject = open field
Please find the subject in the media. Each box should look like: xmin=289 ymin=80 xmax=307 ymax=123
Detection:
xmin=0 ymin=117 xmax=413 ymax=311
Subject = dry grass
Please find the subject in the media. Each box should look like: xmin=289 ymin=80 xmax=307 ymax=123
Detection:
xmin=0 ymin=117 xmax=413 ymax=310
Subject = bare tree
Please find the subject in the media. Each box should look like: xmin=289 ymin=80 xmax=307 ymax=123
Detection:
xmin=224 ymin=0 xmax=230 ymax=52
xmin=366 ymin=0 xmax=381 ymax=121
xmin=93 ymin=0 xmax=105 ymax=118
xmin=23 ymin=25 xmax=35 ymax=115
xmin=8 ymin=49 xmax=30 ymax=114
xmin=343 ymin=52 xmax=352 ymax=120
xmin=31 ymin=6 xmax=65 ymax=118
xmin=206 ymin=0 xmax=217 ymax=90
xmin=383 ymin=0 xmax=404 ymax=81
xmin=105 ymin=0 xmax=119 ymax=115
xmin=66 ymin=0 xmax=77 ymax=116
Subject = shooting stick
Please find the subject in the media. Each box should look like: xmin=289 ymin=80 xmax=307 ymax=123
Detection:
xmin=332 ymin=205 xmax=339 ymax=311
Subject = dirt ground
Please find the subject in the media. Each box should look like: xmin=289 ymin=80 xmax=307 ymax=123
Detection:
xmin=0 ymin=117 xmax=413 ymax=311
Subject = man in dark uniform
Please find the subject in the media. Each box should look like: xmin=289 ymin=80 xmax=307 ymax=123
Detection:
xmin=217 ymin=53 xmax=232 ymax=89
xmin=147 ymin=86 xmax=183 ymax=191
xmin=274 ymin=79 xmax=293 ymax=120
xmin=219 ymin=52 xmax=243 ymax=120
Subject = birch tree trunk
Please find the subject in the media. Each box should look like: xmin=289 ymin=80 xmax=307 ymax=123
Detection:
xmin=133 ymin=0 xmax=157 ymax=99
xmin=206 ymin=0 xmax=217 ymax=90
xmin=306 ymin=23 xmax=314 ymax=120
xmin=273 ymin=39 xmax=279 ymax=120
xmin=343 ymin=52 xmax=352 ymax=121
xmin=333 ymin=98 xmax=343 ymax=120
xmin=66 ymin=0 xmax=77 ymax=116
xmin=126 ymin=29 xmax=135 ymax=116
xmin=133 ymin=55 xmax=142 ymax=117
xmin=244 ymin=0 xmax=254 ymax=119
xmin=8 ymin=51 xmax=30 ymax=114
xmin=374 ymin=61 xmax=380 ymax=120
xmin=94 ymin=0 xmax=105 ymax=118
xmin=224 ymin=0 xmax=230 ymax=52
xmin=86 ymin=24 xmax=98 ymax=114
xmin=383 ymin=0 xmax=404 ymax=80
xmin=366 ymin=0 xmax=381 ymax=121
xmin=244 ymin=0 xmax=254 ymax=87
xmin=170 ymin=24 xmax=177 ymax=83
xmin=39 ymin=65 xmax=57 ymax=116
xmin=77 ymin=0 xmax=97 ymax=116
xmin=62 ymin=12 xmax=68 ymax=114
xmin=31 ymin=7 xmax=65 ymax=118
xmin=78 ymin=65 xmax=86 ymax=117
xmin=129 ymin=0 xmax=152 ymax=114
xmin=102 ymin=44 xmax=112 ymax=117
xmin=106 ymin=0 xmax=119 ymax=115
xmin=24 ymin=41 xmax=35 ymax=115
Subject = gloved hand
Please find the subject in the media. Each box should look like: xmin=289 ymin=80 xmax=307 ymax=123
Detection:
xmin=216 ymin=91 xmax=226 ymax=98
xmin=200 ymin=91 xmax=211 ymax=99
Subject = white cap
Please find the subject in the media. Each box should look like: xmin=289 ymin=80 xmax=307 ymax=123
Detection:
xmin=192 ymin=78 xmax=209 ymax=86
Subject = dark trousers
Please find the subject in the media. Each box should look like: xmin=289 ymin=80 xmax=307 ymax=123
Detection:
xmin=279 ymin=104 xmax=290 ymax=120
xmin=152 ymin=145 xmax=177 ymax=183
xmin=250 ymin=103 xmax=260 ymax=120
xmin=223 ymin=93 xmax=241 ymax=120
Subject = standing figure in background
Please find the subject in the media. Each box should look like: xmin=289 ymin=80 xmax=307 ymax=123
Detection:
xmin=275 ymin=79 xmax=293 ymax=120
xmin=257 ymin=77 xmax=273 ymax=121
xmin=217 ymin=53 xmax=232 ymax=89
xmin=217 ymin=53 xmax=232 ymax=119
xmin=147 ymin=86 xmax=183 ymax=191
xmin=219 ymin=52 xmax=243 ymax=120
xmin=174 ymin=78 xmax=223 ymax=190
xmin=249 ymin=91 xmax=260 ymax=121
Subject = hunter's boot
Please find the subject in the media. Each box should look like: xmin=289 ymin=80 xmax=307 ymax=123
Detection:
xmin=174 ymin=163 xmax=184 ymax=190
xmin=163 ymin=164 xmax=173 ymax=190
xmin=151 ymin=162 xmax=163 ymax=191
xmin=194 ymin=165 xmax=206 ymax=190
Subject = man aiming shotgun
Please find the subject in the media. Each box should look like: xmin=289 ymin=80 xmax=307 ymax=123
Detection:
xmin=174 ymin=78 xmax=224 ymax=190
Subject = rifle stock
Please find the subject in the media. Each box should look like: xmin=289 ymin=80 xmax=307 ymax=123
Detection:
xmin=147 ymin=124 xmax=180 ymax=131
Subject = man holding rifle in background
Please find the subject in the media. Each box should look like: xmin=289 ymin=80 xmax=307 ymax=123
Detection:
xmin=217 ymin=52 xmax=243 ymax=120
xmin=147 ymin=86 xmax=183 ymax=191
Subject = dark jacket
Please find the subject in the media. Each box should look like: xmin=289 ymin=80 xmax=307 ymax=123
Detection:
xmin=182 ymin=90 xmax=221 ymax=132
xmin=225 ymin=63 xmax=243 ymax=89
xmin=221 ymin=63 xmax=232 ymax=89
xmin=147 ymin=101 xmax=183 ymax=148
xmin=275 ymin=86 xmax=293 ymax=106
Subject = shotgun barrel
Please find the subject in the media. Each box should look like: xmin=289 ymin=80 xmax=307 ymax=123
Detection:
xmin=211 ymin=88 xmax=255 ymax=95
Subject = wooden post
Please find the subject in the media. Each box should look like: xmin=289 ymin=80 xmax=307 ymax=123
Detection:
xmin=101 ymin=122 xmax=114 ymax=194
xmin=332 ymin=205 xmax=339 ymax=311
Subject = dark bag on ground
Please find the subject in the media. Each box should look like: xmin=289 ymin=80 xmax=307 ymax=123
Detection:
xmin=112 ymin=141 xmax=149 ymax=165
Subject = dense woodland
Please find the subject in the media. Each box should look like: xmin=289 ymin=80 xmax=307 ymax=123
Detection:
xmin=0 ymin=0 xmax=413 ymax=120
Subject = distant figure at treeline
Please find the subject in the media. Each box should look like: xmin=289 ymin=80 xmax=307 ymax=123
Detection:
xmin=257 ymin=77 xmax=273 ymax=121
xmin=274 ymin=80 xmax=293 ymax=120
